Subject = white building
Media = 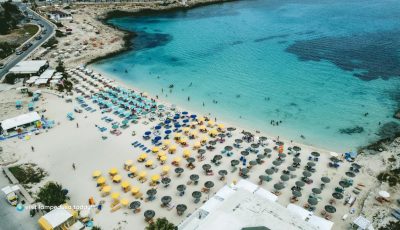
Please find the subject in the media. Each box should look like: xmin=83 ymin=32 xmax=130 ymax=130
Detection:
xmin=1 ymin=112 xmax=41 ymax=134
xmin=179 ymin=180 xmax=333 ymax=230
xmin=9 ymin=60 xmax=49 ymax=75
xmin=47 ymin=10 xmax=72 ymax=22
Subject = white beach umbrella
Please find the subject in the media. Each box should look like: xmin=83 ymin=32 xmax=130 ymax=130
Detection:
xmin=378 ymin=190 xmax=390 ymax=198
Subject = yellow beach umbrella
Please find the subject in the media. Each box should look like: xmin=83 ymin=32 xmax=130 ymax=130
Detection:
xmin=97 ymin=177 xmax=106 ymax=185
xmin=183 ymin=127 xmax=190 ymax=133
xmin=121 ymin=181 xmax=130 ymax=188
xmin=162 ymin=140 xmax=171 ymax=146
xmin=209 ymin=129 xmax=218 ymax=136
xmin=162 ymin=165 xmax=170 ymax=173
xmin=111 ymin=192 xmax=120 ymax=200
xmin=208 ymin=120 xmax=215 ymax=126
xmin=193 ymin=142 xmax=201 ymax=149
xmin=109 ymin=168 xmax=118 ymax=176
xmin=190 ymin=130 xmax=198 ymax=136
xmin=201 ymin=136 xmax=208 ymax=142
xmin=145 ymin=160 xmax=154 ymax=167
xmin=151 ymin=174 xmax=160 ymax=182
xmin=129 ymin=166 xmax=137 ymax=174
xmin=152 ymin=146 xmax=159 ymax=153
xmin=218 ymin=124 xmax=225 ymax=129
xmin=169 ymin=145 xmax=177 ymax=153
xmin=174 ymin=133 xmax=182 ymax=139
xmin=158 ymin=151 xmax=166 ymax=158
xmin=190 ymin=121 xmax=197 ymax=127
xmin=199 ymin=125 xmax=207 ymax=131
xmin=173 ymin=157 xmax=181 ymax=163
xmin=138 ymin=153 xmax=147 ymax=160
xmin=102 ymin=185 xmax=111 ymax=193
xmin=198 ymin=117 xmax=205 ymax=122
xmin=180 ymin=138 xmax=188 ymax=144
xmin=138 ymin=171 xmax=147 ymax=178
xmin=124 ymin=159 xmax=133 ymax=167
xmin=92 ymin=170 xmax=102 ymax=178
xmin=160 ymin=155 xmax=167 ymax=162
xmin=113 ymin=174 xmax=122 ymax=183
xmin=183 ymin=149 xmax=191 ymax=158
xmin=131 ymin=186 xmax=140 ymax=195
xmin=120 ymin=198 xmax=129 ymax=206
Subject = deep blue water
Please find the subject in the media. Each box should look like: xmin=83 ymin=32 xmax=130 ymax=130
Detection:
xmin=91 ymin=0 xmax=400 ymax=152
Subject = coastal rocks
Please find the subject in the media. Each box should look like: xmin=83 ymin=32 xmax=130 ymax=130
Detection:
xmin=393 ymin=109 xmax=400 ymax=119
xmin=377 ymin=122 xmax=400 ymax=140
xmin=339 ymin=126 xmax=364 ymax=135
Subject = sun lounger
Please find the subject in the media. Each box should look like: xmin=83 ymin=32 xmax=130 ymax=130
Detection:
xmin=391 ymin=212 xmax=400 ymax=220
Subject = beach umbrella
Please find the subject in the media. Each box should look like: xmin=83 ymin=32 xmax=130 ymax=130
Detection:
xmin=121 ymin=180 xmax=130 ymax=189
xmin=209 ymin=141 xmax=217 ymax=146
xmin=192 ymin=191 xmax=202 ymax=199
xmin=303 ymin=171 xmax=312 ymax=177
xmin=278 ymin=153 xmax=286 ymax=158
xmin=144 ymin=131 xmax=151 ymax=136
xmin=287 ymin=166 xmax=296 ymax=171
xmin=113 ymin=175 xmax=122 ymax=182
xmin=227 ymin=127 xmax=236 ymax=132
xmin=101 ymin=185 xmax=111 ymax=193
xmin=186 ymin=157 xmax=195 ymax=163
xmin=325 ymin=205 xmax=336 ymax=213
xmin=92 ymin=170 xmax=101 ymax=178
xmin=165 ymin=130 xmax=172 ymax=135
xmin=272 ymin=160 xmax=282 ymax=166
xmin=198 ymin=149 xmax=206 ymax=155
xmin=339 ymin=180 xmax=351 ymax=188
xmin=129 ymin=201 xmax=141 ymax=210
xmin=259 ymin=136 xmax=267 ymax=141
xmin=225 ymin=146 xmax=233 ymax=151
xmin=120 ymin=198 xmax=129 ymax=207
xmin=235 ymin=139 xmax=243 ymax=144
xmin=177 ymin=184 xmax=186 ymax=193
xmin=175 ymin=167 xmax=184 ymax=174
xmin=321 ymin=177 xmax=331 ymax=183
xmin=161 ymin=177 xmax=171 ymax=185
xmin=265 ymin=169 xmax=274 ymax=175
xmin=131 ymin=186 xmax=140 ymax=195
xmin=151 ymin=175 xmax=160 ymax=182
xmin=274 ymin=183 xmax=285 ymax=190
xmin=176 ymin=204 xmax=187 ymax=215
xmin=257 ymin=154 xmax=266 ymax=159
xmin=161 ymin=196 xmax=172 ymax=205
xmin=218 ymin=170 xmax=227 ymax=176
xmin=231 ymin=160 xmax=240 ymax=167
xmin=251 ymin=143 xmax=259 ymax=149
xmin=109 ymin=168 xmax=118 ymax=175
xmin=292 ymin=190 xmax=302 ymax=197
xmin=190 ymin=174 xmax=199 ymax=182
xmin=111 ymin=192 xmax=120 ymax=200
xmin=312 ymin=188 xmax=322 ymax=194
xmin=202 ymin=164 xmax=211 ymax=171
xmin=280 ymin=174 xmax=289 ymax=181
xmin=352 ymin=163 xmax=361 ymax=169
xmin=204 ymin=181 xmax=214 ymax=189
xmin=249 ymin=160 xmax=257 ymax=166
xmin=308 ymin=197 xmax=318 ymax=206
xmin=241 ymin=151 xmax=249 ymax=156
xmin=276 ymin=141 xmax=284 ymax=146
xmin=259 ymin=175 xmax=269 ymax=182
xmin=346 ymin=171 xmax=356 ymax=178
xmin=332 ymin=192 xmax=344 ymax=199
xmin=241 ymin=168 xmax=249 ymax=175
xmin=307 ymin=162 xmax=316 ymax=167
xmin=218 ymin=133 xmax=226 ymax=138
xmin=293 ymin=157 xmax=301 ymax=163
xmin=214 ymin=154 xmax=223 ymax=161
xmin=293 ymin=146 xmax=301 ymax=152
xmin=183 ymin=149 xmax=191 ymax=158
xmin=378 ymin=190 xmax=390 ymax=198
xmin=311 ymin=152 xmax=320 ymax=157
xmin=264 ymin=148 xmax=272 ymax=154
xmin=295 ymin=181 xmax=305 ymax=187
xmin=147 ymin=188 xmax=157 ymax=197
xmin=144 ymin=210 xmax=155 ymax=220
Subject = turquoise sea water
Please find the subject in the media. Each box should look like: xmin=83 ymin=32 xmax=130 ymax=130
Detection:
xmin=91 ymin=0 xmax=400 ymax=152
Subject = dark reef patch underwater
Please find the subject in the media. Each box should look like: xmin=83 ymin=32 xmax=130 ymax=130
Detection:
xmin=286 ymin=31 xmax=400 ymax=81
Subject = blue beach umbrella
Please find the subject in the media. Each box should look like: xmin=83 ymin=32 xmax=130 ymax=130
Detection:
xmin=145 ymin=131 xmax=151 ymax=136
xmin=182 ymin=111 xmax=188 ymax=115
xmin=183 ymin=119 xmax=189 ymax=123
xmin=155 ymin=126 xmax=162 ymax=130
xmin=165 ymin=120 xmax=171 ymax=124
xmin=174 ymin=123 xmax=181 ymax=128
xmin=154 ymin=136 xmax=162 ymax=141
xmin=190 ymin=114 xmax=197 ymax=119
xmin=165 ymin=130 xmax=172 ymax=135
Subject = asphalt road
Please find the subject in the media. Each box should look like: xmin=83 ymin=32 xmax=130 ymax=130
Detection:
xmin=0 ymin=3 xmax=55 ymax=80
xmin=0 ymin=173 xmax=40 ymax=230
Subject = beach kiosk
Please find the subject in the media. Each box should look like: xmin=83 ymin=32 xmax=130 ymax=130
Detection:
xmin=38 ymin=204 xmax=79 ymax=230
xmin=1 ymin=112 xmax=41 ymax=135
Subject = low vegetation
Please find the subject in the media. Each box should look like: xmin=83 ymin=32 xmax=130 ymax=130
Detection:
xmin=8 ymin=163 xmax=47 ymax=184
xmin=377 ymin=167 xmax=400 ymax=187
xmin=0 ymin=42 xmax=18 ymax=59
xmin=37 ymin=182 xmax=70 ymax=210
xmin=146 ymin=218 xmax=176 ymax=230
xmin=0 ymin=2 xmax=24 ymax=35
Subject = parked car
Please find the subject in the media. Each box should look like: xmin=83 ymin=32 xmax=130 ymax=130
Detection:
xmin=0 ymin=63 xmax=4 ymax=69
xmin=35 ymin=35 xmax=42 ymax=40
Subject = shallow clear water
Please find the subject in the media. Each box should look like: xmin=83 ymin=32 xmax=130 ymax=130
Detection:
xmin=91 ymin=0 xmax=400 ymax=152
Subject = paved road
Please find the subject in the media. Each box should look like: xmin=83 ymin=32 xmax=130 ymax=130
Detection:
xmin=0 ymin=172 xmax=40 ymax=230
xmin=0 ymin=3 xmax=55 ymax=80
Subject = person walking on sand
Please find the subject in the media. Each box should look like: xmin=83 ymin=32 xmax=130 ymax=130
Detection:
xmin=31 ymin=146 xmax=35 ymax=152
xmin=76 ymin=123 xmax=79 ymax=128
xmin=72 ymin=163 xmax=76 ymax=170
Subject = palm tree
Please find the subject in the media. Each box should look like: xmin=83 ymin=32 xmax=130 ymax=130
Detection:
xmin=146 ymin=217 xmax=176 ymax=230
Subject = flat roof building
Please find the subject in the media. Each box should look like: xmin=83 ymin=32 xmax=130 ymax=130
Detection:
xmin=1 ymin=112 xmax=40 ymax=134
xmin=9 ymin=60 xmax=48 ymax=75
